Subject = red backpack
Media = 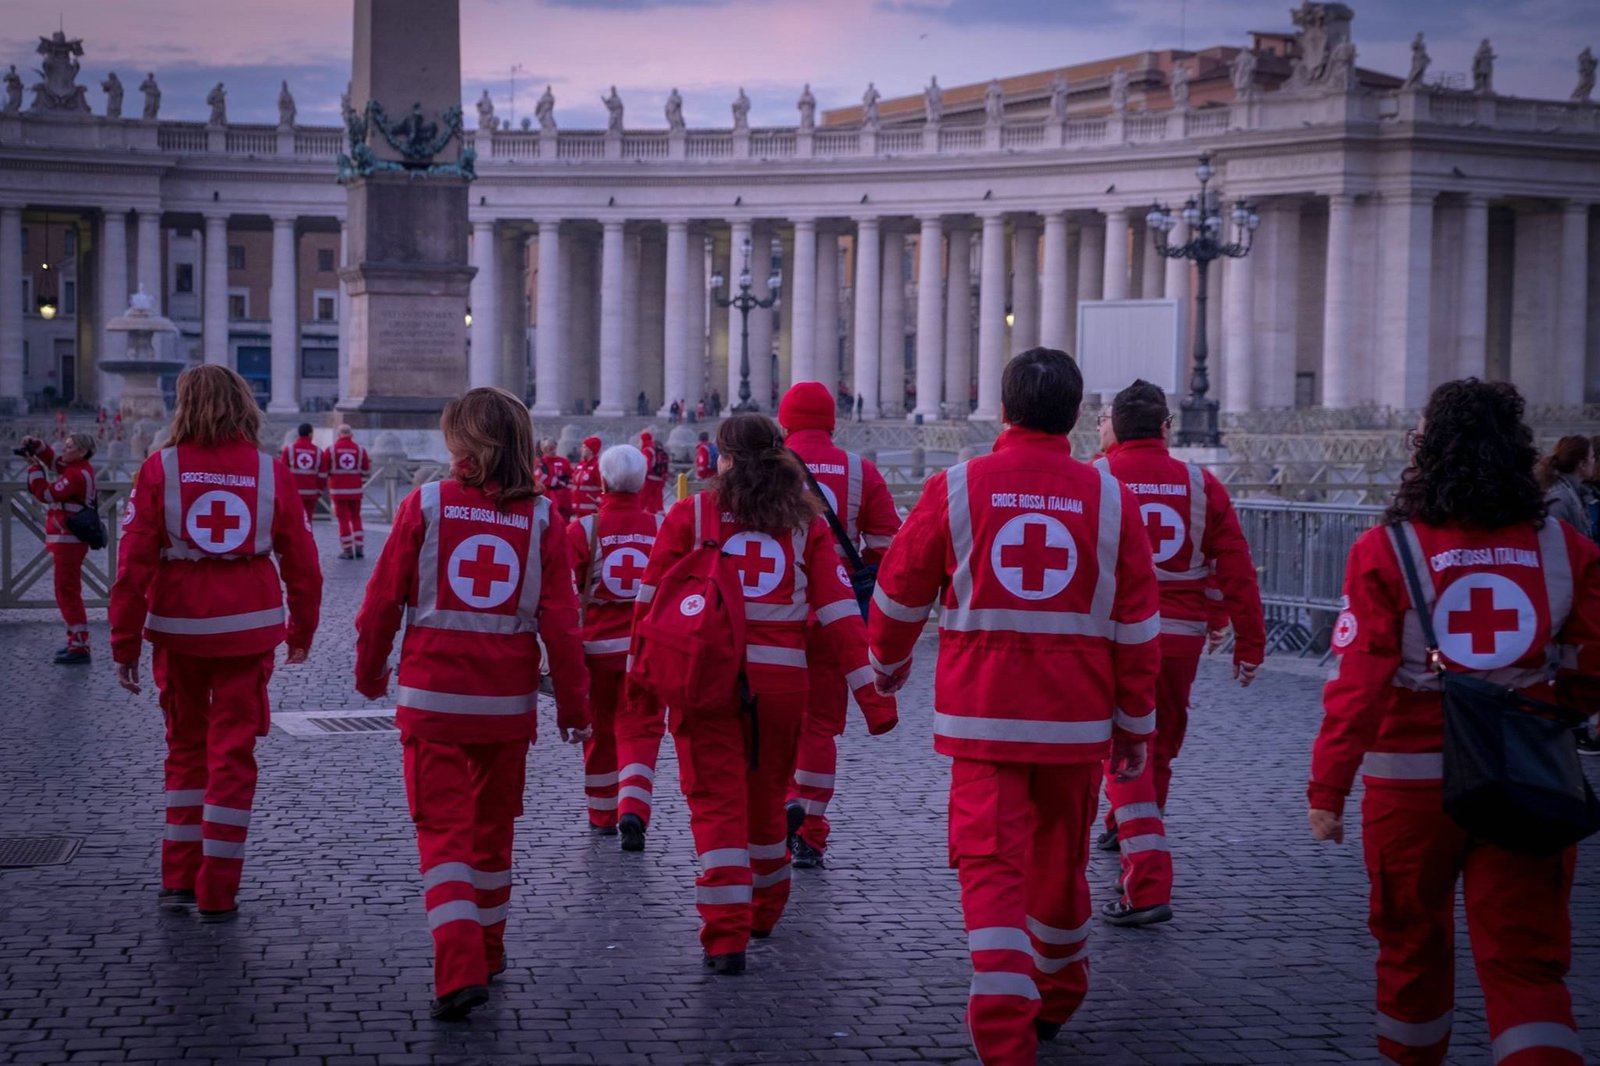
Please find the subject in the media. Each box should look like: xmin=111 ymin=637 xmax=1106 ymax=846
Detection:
xmin=630 ymin=494 xmax=748 ymax=715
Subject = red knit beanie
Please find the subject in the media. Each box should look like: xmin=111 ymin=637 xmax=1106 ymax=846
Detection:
xmin=778 ymin=381 xmax=835 ymax=433
xmin=583 ymin=435 xmax=601 ymax=454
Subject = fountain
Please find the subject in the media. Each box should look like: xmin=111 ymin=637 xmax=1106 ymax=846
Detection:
xmin=102 ymin=287 xmax=185 ymax=421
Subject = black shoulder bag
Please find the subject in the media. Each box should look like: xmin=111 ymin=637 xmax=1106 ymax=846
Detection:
xmin=65 ymin=493 xmax=107 ymax=550
xmin=1391 ymin=523 xmax=1600 ymax=855
xmin=797 ymin=458 xmax=876 ymax=621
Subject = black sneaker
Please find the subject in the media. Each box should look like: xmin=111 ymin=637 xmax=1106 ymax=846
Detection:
xmin=590 ymin=823 xmax=619 ymax=837
xmin=792 ymin=838 xmax=825 ymax=869
xmin=1099 ymin=899 xmax=1172 ymax=927
xmin=157 ymin=888 xmax=195 ymax=912
xmin=54 ymin=647 xmax=91 ymax=666
xmin=750 ymin=928 xmax=772 ymax=940
xmin=702 ymin=951 xmax=746 ymax=976
xmin=618 ymin=813 xmax=646 ymax=852
xmin=1094 ymin=828 xmax=1120 ymax=852
xmin=339 ymin=550 xmax=354 ymax=560
xmin=1577 ymin=731 xmax=1600 ymax=757
xmin=197 ymin=907 xmax=239 ymax=924
xmin=429 ymin=984 xmax=490 ymax=1021
xmin=785 ymin=801 xmax=804 ymax=852
xmin=355 ymin=547 xmax=364 ymax=559
xmin=1036 ymin=1019 xmax=1064 ymax=1042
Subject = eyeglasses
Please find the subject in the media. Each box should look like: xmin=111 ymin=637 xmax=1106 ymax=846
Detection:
xmin=1096 ymin=411 xmax=1112 ymax=425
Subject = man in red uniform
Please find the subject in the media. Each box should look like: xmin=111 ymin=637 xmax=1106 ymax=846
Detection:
xmin=281 ymin=423 xmax=323 ymax=525
xmin=777 ymin=381 xmax=902 ymax=867
xmin=570 ymin=436 xmax=603 ymax=519
xmin=22 ymin=432 xmax=97 ymax=664
xmin=638 ymin=431 xmax=669 ymax=513
xmin=568 ymin=445 xmax=662 ymax=848
xmin=1092 ymin=380 xmax=1265 ymax=926
xmin=324 ymin=424 xmax=370 ymax=560
xmin=538 ymin=439 xmax=575 ymax=521
xmin=870 ymin=349 xmax=1160 ymax=1064
xmin=694 ymin=431 xmax=716 ymax=480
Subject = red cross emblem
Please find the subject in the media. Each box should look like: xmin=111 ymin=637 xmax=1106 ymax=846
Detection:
xmin=294 ymin=449 xmax=314 ymax=471
xmin=722 ymin=532 xmax=786 ymax=597
xmin=1332 ymin=610 xmax=1358 ymax=649
xmin=1140 ymin=502 xmax=1186 ymax=564
xmin=1431 ymin=574 xmax=1535 ymax=670
xmin=185 ymin=490 xmax=251 ymax=554
xmin=990 ymin=513 xmax=1077 ymax=601
xmin=338 ymin=451 xmax=356 ymax=471
xmin=601 ymin=546 xmax=650 ymax=598
xmin=447 ymin=534 xmax=520 ymax=609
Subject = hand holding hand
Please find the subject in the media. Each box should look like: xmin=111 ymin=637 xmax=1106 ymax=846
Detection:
xmin=874 ymin=667 xmax=910 ymax=696
xmin=1109 ymin=738 xmax=1147 ymax=782
xmin=1308 ymin=808 xmax=1344 ymax=844
xmin=116 ymin=661 xmax=141 ymax=695
xmin=1234 ymin=661 xmax=1259 ymax=688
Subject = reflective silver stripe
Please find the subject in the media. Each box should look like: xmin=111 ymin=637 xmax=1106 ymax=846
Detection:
xmin=584 ymin=772 xmax=619 ymax=786
xmin=166 ymin=789 xmax=205 ymax=807
xmin=45 ymin=534 xmax=78 ymax=544
xmin=845 ymin=450 xmax=864 ymax=545
xmin=1121 ymin=833 xmax=1170 ymax=854
xmin=1113 ymin=802 xmax=1163 ymax=823
xmin=1032 ymin=943 xmax=1091 ymax=972
xmin=1160 ymin=616 xmax=1208 ymax=637
xmin=1537 ymin=519 xmax=1573 ymax=628
xmin=699 ymin=848 xmax=750 ymax=870
xmin=1490 ymin=1021 xmax=1582 ymax=1063
xmin=934 ymin=712 xmax=1111 ymax=746
xmin=583 ymin=637 xmax=631 ymax=656
xmin=619 ymin=763 xmax=656 ymax=783
xmin=814 ymin=600 xmax=859 ymax=626
xmin=969 ymin=972 xmax=1040 ymax=1000
xmin=478 ymin=902 xmax=509 ymax=925
xmin=1185 ymin=462 xmax=1207 ymax=571
xmin=1157 ymin=566 xmax=1211 ymax=582
xmin=1092 ymin=457 xmax=1110 ymax=475
xmin=844 ymin=665 xmax=875 ymax=691
xmin=1113 ymin=708 xmax=1156 ymax=735
xmin=202 ymin=839 xmax=245 ymax=859
xmin=422 ymin=861 xmax=474 ymax=890
xmin=746 ymin=644 xmax=806 ymax=668
xmin=328 ymin=488 xmax=364 ymax=497
xmin=587 ymin=796 xmax=619 ymax=810
xmin=942 ymin=607 xmax=1118 ymax=637
xmin=752 ymin=866 xmax=792 ymax=889
xmin=696 ymin=885 xmax=753 ymax=905
xmin=253 ymin=452 xmax=274 ymax=556
xmin=1117 ymin=613 xmax=1161 ymax=644
xmin=406 ymin=607 xmax=537 ymax=635
xmin=1361 ymin=751 xmax=1443 ymax=780
xmin=797 ymin=797 xmax=828 ymax=815
xmin=617 ymin=786 xmax=654 ymax=806
xmin=395 ymin=686 xmax=536 ymax=716
xmin=163 ymin=824 xmax=202 ymax=842
xmin=427 ymin=899 xmax=480 ymax=929
xmin=296 ymin=488 xmax=321 ymax=497
xmin=946 ymin=462 xmax=976 ymax=611
xmin=635 ymin=583 xmax=656 ymax=605
xmin=202 ymin=804 xmax=251 ymax=828
xmin=747 ymin=601 xmax=809 ymax=623
xmin=518 ymin=495 xmax=550 ymax=624
xmin=145 ymin=607 xmax=286 ymax=635
xmin=1392 ymin=522 xmax=1434 ymax=607
xmin=792 ymin=770 xmax=835 ymax=789
xmin=161 ymin=447 xmax=184 ymax=556
xmin=968 ymin=926 xmax=1033 ymax=955
xmin=409 ymin=482 xmax=541 ymax=637
xmin=1026 ymin=915 xmax=1091 ymax=945
xmin=872 ymin=583 xmax=934 ymax=624
xmin=870 ymin=649 xmax=912 ymax=675
xmin=748 ymin=841 xmax=788 ymax=860
xmin=1090 ymin=468 xmax=1123 ymax=622
xmin=862 ymin=534 xmax=894 ymax=550
xmin=1376 ymin=1010 xmax=1452 ymax=1047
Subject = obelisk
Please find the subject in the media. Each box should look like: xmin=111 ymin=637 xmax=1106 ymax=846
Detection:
xmin=338 ymin=0 xmax=475 ymax=424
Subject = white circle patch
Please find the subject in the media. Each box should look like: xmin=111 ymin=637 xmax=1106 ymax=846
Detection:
xmin=601 ymin=546 xmax=650 ymax=598
xmin=337 ymin=451 xmax=357 ymax=471
xmin=293 ymin=449 xmax=315 ymax=472
xmin=1140 ymin=502 xmax=1187 ymax=564
xmin=121 ymin=487 xmax=137 ymax=528
xmin=447 ymin=534 xmax=520 ymax=609
xmin=1332 ymin=610 xmax=1358 ymax=649
xmin=680 ymin=594 xmax=706 ymax=617
xmin=837 ymin=564 xmax=852 ymax=589
xmin=722 ymin=531 xmax=786 ymax=597
xmin=1432 ymin=573 xmax=1536 ymax=670
xmin=185 ymin=490 xmax=252 ymax=553
xmin=990 ymin=513 xmax=1077 ymax=601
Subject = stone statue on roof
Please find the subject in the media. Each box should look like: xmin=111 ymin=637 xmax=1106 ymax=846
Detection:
xmin=29 ymin=29 xmax=90 ymax=113
xmin=476 ymin=89 xmax=498 ymax=131
xmin=101 ymin=71 xmax=122 ymax=119
xmin=4 ymin=66 xmax=21 ymax=113
xmin=732 ymin=87 xmax=750 ymax=131
xmin=1049 ymin=72 xmax=1069 ymax=123
xmin=1403 ymin=32 xmax=1430 ymax=90
xmin=138 ymin=72 xmax=159 ymax=120
xmin=278 ymin=80 xmax=296 ymax=130
xmin=536 ymin=85 xmax=555 ymax=131
xmin=1286 ymin=2 xmax=1355 ymax=91
xmin=1576 ymin=47 xmax=1597 ymax=103
xmin=665 ymin=87 xmax=684 ymax=131
xmin=861 ymin=82 xmax=880 ymax=131
xmin=925 ymin=76 xmax=943 ymax=125
xmin=1109 ymin=67 xmax=1129 ymax=113
xmin=603 ymin=85 xmax=624 ymax=132
xmin=797 ymin=83 xmax=815 ymax=130
xmin=206 ymin=82 xmax=226 ymax=127
xmin=1231 ymin=49 xmax=1258 ymax=97
xmin=1472 ymin=39 xmax=1495 ymax=94
xmin=983 ymin=79 xmax=1004 ymax=124
xmin=1170 ymin=63 xmax=1190 ymax=110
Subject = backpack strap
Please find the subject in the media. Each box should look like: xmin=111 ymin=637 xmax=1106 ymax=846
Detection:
xmin=795 ymin=451 xmax=868 ymax=575
xmin=1387 ymin=521 xmax=1442 ymax=677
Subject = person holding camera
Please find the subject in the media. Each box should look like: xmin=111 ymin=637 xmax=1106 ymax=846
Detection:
xmin=21 ymin=431 xmax=98 ymax=665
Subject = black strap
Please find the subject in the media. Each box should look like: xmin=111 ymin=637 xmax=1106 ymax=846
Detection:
xmin=1388 ymin=522 xmax=1443 ymax=676
xmin=795 ymin=454 xmax=867 ymax=575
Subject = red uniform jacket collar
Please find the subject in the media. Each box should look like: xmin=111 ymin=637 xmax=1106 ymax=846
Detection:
xmin=992 ymin=427 xmax=1074 ymax=455
xmin=785 ymin=428 xmax=835 ymax=452
xmin=1114 ymin=438 xmax=1171 ymax=458
xmin=600 ymin=491 xmax=643 ymax=512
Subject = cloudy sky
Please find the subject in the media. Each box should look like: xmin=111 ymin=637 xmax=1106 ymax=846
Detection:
xmin=0 ymin=0 xmax=1590 ymax=129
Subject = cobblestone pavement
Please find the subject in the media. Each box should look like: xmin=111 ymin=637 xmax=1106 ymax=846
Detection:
xmin=1 ymin=520 xmax=1597 ymax=1065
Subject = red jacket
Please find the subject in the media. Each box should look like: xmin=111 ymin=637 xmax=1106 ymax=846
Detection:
xmin=26 ymin=445 xmax=95 ymax=551
xmin=281 ymin=437 xmax=324 ymax=499
xmin=869 ymin=427 xmax=1161 ymax=765
xmin=786 ymin=428 xmax=901 ymax=565
xmin=1096 ymin=438 xmax=1265 ymax=663
xmin=569 ymin=491 xmax=661 ymax=667
xmin=640 ymin=443 xmax=669 ymax=512
xmin=355 ymin=480 xmax=589 ymax=745
xmin=110 ymin=441 xmax=322 ymax=664
xmin=694 ymin=442 xmax=715 ymax=480
xmin=570 ymin=459 xmax=602 ymax=518
xmin=324 ymin=437 xmax=370 ymax=498
xmin=1309 ymin=518 xmax=1600 ymax=817
xmin=635 ymin=492 xmax=897 ymax=732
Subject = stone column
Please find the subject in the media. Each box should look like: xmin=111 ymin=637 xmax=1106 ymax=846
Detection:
xmin=748 ymin=225 xmax=775 ymax=411
xmin=661 ymin=219 xmax=690 ymax=417
xmin=531 ymin=220 xmax=564 ymax=417
xmin=685 ymin=228 xmax=707 ymax=405
xmin=776 ymin=230 xmax=795 ymax=393
xmin=0 ymin=207 xmax=22 ymax=411
xmin=1140 ymin=222 xmax=1164 ymax=299
xmin=1457 ymin=196 xmax=1489 ymax=380
xmin=625 ymin=231 xmax=647 ymax=408
xmin=338 ymin=222 xmax=351 ymax=406
xmin=726 ymin=220 xmax=753 ymax=407
xmin=1011 ymin=220 xmax=1039 ymax=355
xmin=914 ymin=215 xmax=944 ymax=420
xmin=1557 ymin=201 xmax=1589 ymax=401
xmin=203 ymin=213 xmax=230 ymax=365
xmin=1376 ymin=192 xmax=1434 ymax=411
xmin=943 ymin=223 xmax=972 ymax=417
xmin=814 ymin=229 xmax=840 ymax=393
xmin=100 ymin=209 xmax=130 ymax=403
xmin=973 ymin=212 xmax=1006 ymax=420
xmin=1220 ymin=246 xmax=1254 ymax=414
xmin=1077 ymin=217 xmax=1104 ymax=302
xmin=1103 ymin=207 xmax=1130 ymax=300
xmin=709 ymin=230 xmax=730 ymax=407
xmin=852 ymin=217 xmax=881 ymax=417
xmin=1163 ymin=220 xmax=1189 ymax=363
xmin=596 ymin=219 xmax=628 ymax=415
xmin=1258 ymin=203 xmax=1300 ymax=409
xmin=1321 ymin=194 xmax=1355 ymax=408
xmin=268 ymin=215 xmax=299 ymax=412
xmin=789 ymin=218 xmax=817 ymax=385
xmin=879 ymin=229 xmax=906 ymax=415
xmin=468 ymin=219 xmax=498 ymax=389
xmin=1039 ymin=211 xmax=1069 ymax=351
xmin=136 ymin=209 xmax=162 ymax=309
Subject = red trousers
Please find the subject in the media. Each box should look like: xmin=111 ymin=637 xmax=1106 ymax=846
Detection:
xmin=582 ymin=663 xmax=623 ymax=828
xmin=333 ymin=498 xmax=363 ymax=553
xmin=787 ymin=640 xmax=848 ymax=851
xmin=1102 ymin=756 xmax=1171 ymax=908
xmin=951 ymin=758 xmax=1099 ymax=1066
xmin=299 ymin=495 xmax=318 ymax=525
xmin=1151 ymin=647 xmax=1201 ymax=809
xmin=155 ymin=648 xmax=272 ymax=912
xmin=402 ymin=736 xmax=526 ymax=999
xmin=615 ymin=677 xmax=665 ymax=827
xmin=49 ymin=542 xmax=88 ymax=649
xmin=1361 ymin=789 xmax=1581 ymax=1066
xmin=673 ymin=689 xmax=804 ymax=957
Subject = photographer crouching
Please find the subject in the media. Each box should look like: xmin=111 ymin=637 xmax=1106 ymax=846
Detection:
xmin=19 ymin=432 xmax=100 ymax=664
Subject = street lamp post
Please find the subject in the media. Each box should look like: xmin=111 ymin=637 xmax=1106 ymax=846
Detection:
xmin=711 ymin=236 xmax=781 ymax=413
xmin=1147 ymin=153 xmax=1259 ymax=447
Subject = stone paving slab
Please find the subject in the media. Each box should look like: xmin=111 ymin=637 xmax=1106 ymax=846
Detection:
xmin=0 ymin=520 xmax=1596 ymax=1064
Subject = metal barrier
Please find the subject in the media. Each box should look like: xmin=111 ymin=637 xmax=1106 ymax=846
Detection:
xmin=1 ymin=481 xmax=126 ymax=608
